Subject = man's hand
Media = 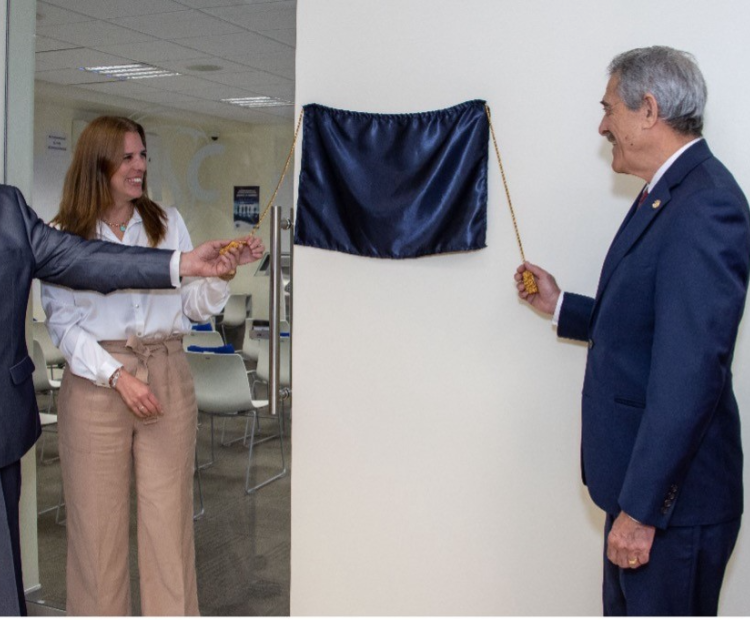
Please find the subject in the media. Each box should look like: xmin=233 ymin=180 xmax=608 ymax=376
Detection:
xmin=607 ymin=511 xmax=656 ymax=569
xmin=180 ymin=235 xmax=265 ymax=278
xmin=514 ymin=261 xmax=561 ymax=315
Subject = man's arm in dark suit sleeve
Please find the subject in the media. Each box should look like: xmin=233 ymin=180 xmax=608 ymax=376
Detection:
xmin=557 ymin=293 xmax=594 ymax=342
xmin=11 ymin=186 xmax=174 ymax=292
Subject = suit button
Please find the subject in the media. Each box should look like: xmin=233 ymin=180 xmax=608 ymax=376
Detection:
xmin=588 ymin=339 xmax=595 ymax=349
xmin=661 ymin=506 xmax=669 ymax=515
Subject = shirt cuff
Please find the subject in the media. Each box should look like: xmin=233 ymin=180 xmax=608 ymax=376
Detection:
xmin=95 ymin=358 xmax=123 ymax=388
xmin=170 ymin=251 xmax=182 ymax=288
xmin=552 ymin=292 xmax=565 ymax=327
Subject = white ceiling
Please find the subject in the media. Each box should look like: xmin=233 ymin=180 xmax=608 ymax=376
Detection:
xmin=35 ymin=0 xmax=296 ymax=126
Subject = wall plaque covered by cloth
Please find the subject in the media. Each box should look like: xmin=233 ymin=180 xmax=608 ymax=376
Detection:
xmin=296 ymin=100 xmax=489 ymax=259
xmin=243 ymin=99 xmax=537 ymax=293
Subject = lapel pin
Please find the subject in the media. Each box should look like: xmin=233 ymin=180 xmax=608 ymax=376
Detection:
xmin=651 ymin=199 xmax=661 ymax=209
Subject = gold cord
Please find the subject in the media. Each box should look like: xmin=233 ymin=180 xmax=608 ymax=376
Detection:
xmin=485 ymin=104 xmax=537 ymax=294
xmin=219 ymin=108 xmax=303 ymax=262
xmin=252 ymin=108 xmax=305 ymax=234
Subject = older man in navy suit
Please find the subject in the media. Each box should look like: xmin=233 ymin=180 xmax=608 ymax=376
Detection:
xmin=0 ymin=185 xmax=261 ymax=616
xmin=516 ymin=46 xmax=750 ymax=615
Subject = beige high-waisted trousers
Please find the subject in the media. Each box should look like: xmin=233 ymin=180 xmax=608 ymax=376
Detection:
xmin=58 ymin=336 xmax=199 ymax=616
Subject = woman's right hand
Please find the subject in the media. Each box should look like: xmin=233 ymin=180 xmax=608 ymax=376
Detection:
xmin=113 ymin=368 xmax=164 ymax=419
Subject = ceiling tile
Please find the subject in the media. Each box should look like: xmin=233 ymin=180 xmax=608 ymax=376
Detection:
xmin=258 ymin=28 xmax=296 ymax=46
xmin=205 ymin=72 xmax=294 ymax=99
xmin=177 ymin=30 xmax=290 ymax=58
xmin=36 ymin=2 xmax=95 ymax=25
xmin=35 ymin=35 xmax=80 ymax=53
xmin=90 ymin=40 xmax=208 ymax=64
xmin=37 ymin=19 xmax=158 ymax=47
xmin=35 ymin=68 xmax=114 ymax=86
xmin=124 ymin=90 xmax=204 ymax=105
xmin=35 ymin=47 xmax=135 ymax=71
xmin=251 ymin=83 xmax=295 ymax=100
xmin=42 ymin=0 xmax=187 ymax=19
xmin=78 ymin=79 xmax=166 ymax=100
xmin=256 ymin=105 xmax=295 ymax=120
xmin=157 ymin=57 xmax=260 ymax=75
xmin=202 ymin=2 xmax=296 ymax=31
xmin=232 ymin=51 xmax=294 ymax=79
xmin=205 ymin=71 xmax=290 ymax=88
xmin=126 ymin=74 xmax=246 ymax=98
xmin=174 ymin=0 xmax=278 ymax=8
xmin=111 ymin=9 xmax=245 ymax=40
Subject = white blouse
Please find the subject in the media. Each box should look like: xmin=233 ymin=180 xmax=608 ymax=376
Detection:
xmin=41 ymin=206 xmax=229 ymax=387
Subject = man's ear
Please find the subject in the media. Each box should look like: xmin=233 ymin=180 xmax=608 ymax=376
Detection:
xmin=641 ymin=93 xmax=659 ymax=128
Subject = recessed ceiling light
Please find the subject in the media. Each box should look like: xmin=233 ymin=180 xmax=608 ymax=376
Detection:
xmin=79 ymin=63 xmax=179 ymax=80
xmin=221 ymin=96 xmax=292 ymax=108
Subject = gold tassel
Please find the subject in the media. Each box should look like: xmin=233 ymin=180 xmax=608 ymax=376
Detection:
xmin=522 ymin=270 xmax=538 ymax=295
xmin=219 ymin=239 xmax=246 ymax=255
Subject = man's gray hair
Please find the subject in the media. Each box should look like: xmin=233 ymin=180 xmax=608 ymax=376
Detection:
xmin=609 ymin=46 xmax=707 ymax=136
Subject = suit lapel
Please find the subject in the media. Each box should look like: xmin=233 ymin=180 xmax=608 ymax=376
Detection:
xmin=593 ymin=140 xmax=713 ymax=302
xmin=595 ymin=187 xmax=671 ymax=298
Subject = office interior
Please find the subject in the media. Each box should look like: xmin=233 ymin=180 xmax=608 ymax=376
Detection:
xmin=7 ymin=1 xmax=296 ymax=616
xmin=2 ymin=0 xmax=750 ymax=616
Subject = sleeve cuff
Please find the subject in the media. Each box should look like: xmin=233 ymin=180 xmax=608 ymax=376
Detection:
xmin=95 ymin=358 xmax=123 ymax=388
xmin=170 ymin=251 xmax=182 ymax=288
xmin=552 ymin=292 xmax=565 ymax=327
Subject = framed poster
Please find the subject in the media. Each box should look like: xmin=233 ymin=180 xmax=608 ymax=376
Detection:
xmin=233 ymin=185 xmax=260 ymax=231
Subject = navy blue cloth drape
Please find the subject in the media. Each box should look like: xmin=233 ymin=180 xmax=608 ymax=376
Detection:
xmin=295 ymin=100 xmax=488 ymax=259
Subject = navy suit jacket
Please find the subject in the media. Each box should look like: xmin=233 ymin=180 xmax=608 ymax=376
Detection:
xmin=0 ymin=185 xmax=174 ymax=469
xmin=558 ymin=141 xmax=750 ymax=529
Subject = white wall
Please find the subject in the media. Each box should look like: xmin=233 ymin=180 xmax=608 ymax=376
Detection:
xmin=291 ymin=0 xmax=750 ymax=614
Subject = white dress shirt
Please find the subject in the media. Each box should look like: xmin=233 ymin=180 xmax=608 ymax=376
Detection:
xmin=41 ymin=206 xmax=230 ymax=386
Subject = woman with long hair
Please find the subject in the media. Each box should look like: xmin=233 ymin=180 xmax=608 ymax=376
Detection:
xmin=41 ymin=116 xmax=263 ymax=615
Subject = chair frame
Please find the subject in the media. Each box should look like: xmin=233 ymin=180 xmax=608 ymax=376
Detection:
xmin=186 ymin=352 xmax=287 ymax=509
xmin=32 ymin=339 xmax=61 ymax=464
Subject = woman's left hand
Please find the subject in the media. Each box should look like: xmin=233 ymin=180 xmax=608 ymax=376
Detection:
xmin=218 ymin=236 xmax=265 ymax=263
xmin=237 ymin=235 xmax=265 ymax=263
xmin=113 ymin=368 xmax=164 ymax=419
xmin=181 ymin=235 xmax=265 ymax=279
